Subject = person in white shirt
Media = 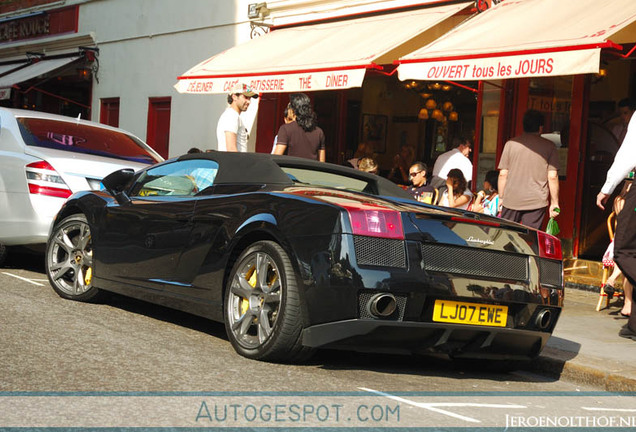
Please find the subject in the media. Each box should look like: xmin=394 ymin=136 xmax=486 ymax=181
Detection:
xmin=438 ymin=168 xmax=473 ymax=210
xmin=597 ymin=112 xmax=636 ymax=325
xmin=216 ymin=83 xmax=257 ymax=152
xmin=432 ymin=137 xmax=473 ymax=185
xmin=598 ymin=113 xmax=636 ymax=206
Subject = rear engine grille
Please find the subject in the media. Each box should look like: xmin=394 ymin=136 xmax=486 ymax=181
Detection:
xmin=353 ymin=236 xmax=406 ymax=268
xmin=421 ymin=243 xmax=528 ymax=281
xmin=538 ymin=258 xmax=563 ymax=286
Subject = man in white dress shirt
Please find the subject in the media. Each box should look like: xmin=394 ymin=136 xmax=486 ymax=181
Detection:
xmin=432 ymin=136 xmax=473 ymax=185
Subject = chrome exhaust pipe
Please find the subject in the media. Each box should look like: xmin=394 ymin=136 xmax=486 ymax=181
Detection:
xmin=368 ymin=293 xmax=397 ymax=318
xmin=535 ymin=309 xmax=552 ymax=330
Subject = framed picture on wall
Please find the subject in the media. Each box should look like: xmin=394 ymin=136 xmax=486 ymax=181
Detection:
xmin=361 ymin=114 xmax=387 ymax=153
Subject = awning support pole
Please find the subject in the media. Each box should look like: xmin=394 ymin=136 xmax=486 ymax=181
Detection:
xmin=617 ymin=42 xmax=636 ymax=59
xmin=472 ymin=80 xmax=484 ymax=185
xmin=372 ymin=65 xmax=398 ymax=76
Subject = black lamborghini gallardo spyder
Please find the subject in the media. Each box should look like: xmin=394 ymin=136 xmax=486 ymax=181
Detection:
xmin=46 ymin=151 xmax=563 ymax=363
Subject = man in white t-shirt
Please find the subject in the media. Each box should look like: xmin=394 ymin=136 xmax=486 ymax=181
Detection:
xmin=216 ymin=83 xmax=258 ymax=152
xmin=432 ymin=137 xmax=473 ymax=185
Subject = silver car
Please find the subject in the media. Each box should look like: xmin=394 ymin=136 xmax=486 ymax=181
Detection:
xmin=0 ymin=108 xmax=163 ymax=265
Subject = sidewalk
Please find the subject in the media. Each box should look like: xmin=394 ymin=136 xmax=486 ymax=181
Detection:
xmin=531 ymin=288 xmax=636 ymax=391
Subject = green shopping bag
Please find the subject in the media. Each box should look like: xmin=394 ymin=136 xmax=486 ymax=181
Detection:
xmin=546 ymin=207 xmax=560 ymax=236
xmin=546 ymin=217 xmax=560 ymax=236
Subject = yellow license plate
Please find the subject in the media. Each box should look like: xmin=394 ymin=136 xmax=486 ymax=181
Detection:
xmin=433 ymin=300 xmax=508 ymax=327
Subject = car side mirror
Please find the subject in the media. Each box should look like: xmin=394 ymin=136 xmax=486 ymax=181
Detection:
xmin=102 ymin=168 xmax=135 ymax=205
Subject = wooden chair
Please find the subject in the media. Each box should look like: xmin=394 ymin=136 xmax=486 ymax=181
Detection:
xmin=596 ymin=211 xmax=624 ymax=311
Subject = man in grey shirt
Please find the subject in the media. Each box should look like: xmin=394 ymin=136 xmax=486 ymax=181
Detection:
xmin=498 ymin=110 xmax=560 ymax=230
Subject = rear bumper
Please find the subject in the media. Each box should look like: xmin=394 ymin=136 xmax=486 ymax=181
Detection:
xmin=301 ymin=319 xmax=552 ymax=360
xmin=0 ymin=193 xmax=62 ymax=246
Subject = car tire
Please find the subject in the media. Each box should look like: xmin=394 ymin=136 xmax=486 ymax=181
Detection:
xmin=46 ymin=213 xmax=102 ymax=302
xmin=224 ymin=240 xmax=312 ymax=362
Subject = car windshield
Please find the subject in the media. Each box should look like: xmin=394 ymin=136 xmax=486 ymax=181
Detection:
xmin=18 ymin=117 xmax=162 ymax=164
xmin=130 ymin=159 xmax=220 ymax=197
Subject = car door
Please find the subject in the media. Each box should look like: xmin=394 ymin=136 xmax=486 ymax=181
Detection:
xmin=161 ymin=162 xmax=234 ymax=302
xmin=96 ymin=160 xmax=214 ymax=291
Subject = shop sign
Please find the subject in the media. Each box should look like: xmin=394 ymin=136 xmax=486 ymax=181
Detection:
xmin=398 ymin=48 xmax=601 ymax=81
xmin=0 ymin=15 xmax=49 ymax=42
xmin=0 ymin=6 xmax=78 ymax=44
xmin=528 ymin=96 xmax=571 ymax=114
xmin=175 ymin=68 xmax=367 ymax=94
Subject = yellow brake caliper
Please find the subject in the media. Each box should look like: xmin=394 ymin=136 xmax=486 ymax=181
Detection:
xmin=83 ymin=238 xmax=92 ymax=286
xmin=239 ymin=266 xmax=257 ymax=316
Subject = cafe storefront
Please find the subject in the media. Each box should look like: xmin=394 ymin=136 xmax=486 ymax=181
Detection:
xmin=176 ymin=0 xmax=636 ymax=263
xmin=396 ymin=0 xmax=636 ymax=259
xmin=175 ymin=0 xmax=479 ymax=170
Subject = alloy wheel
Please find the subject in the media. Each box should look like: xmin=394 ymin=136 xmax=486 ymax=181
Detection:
xmin=47 ymin=217 xmax=94 ymax=297
xmin=227 ymin=250 xmax=282 ymax=349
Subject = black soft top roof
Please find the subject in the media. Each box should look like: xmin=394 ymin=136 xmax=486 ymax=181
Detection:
xmin=177 ymin=151 xmax=412 ymax=199
xmin=178 ymin=151 xmax=293 ymax=185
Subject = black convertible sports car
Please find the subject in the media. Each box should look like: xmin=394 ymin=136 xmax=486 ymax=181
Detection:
xmin=46 ymin=151 xmax=563 ymax=362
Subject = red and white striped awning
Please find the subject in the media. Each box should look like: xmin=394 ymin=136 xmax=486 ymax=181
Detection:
xmin=175 ymin=2 xmax=472 ymax=94
xmin=397 ymin=0 xmax=636 ymax=81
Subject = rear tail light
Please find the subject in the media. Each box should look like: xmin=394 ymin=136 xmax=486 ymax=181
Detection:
xmin=538 ymin=231 xmax=562 ymax=260
xmin=343 ymin=204 xmax=404 ymax=239
xmin=25 ymin=160 xmax=72 ymax=199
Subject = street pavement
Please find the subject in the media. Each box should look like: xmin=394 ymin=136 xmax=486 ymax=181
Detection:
xmin=2 ymin=249 xmax=636 ymax=392
xmin=533 ymin=287 xmax=636 ymax=391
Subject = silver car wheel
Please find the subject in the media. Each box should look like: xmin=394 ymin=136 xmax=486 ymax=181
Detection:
xmin=227 ymin=250 xmax=282 ymax=350
xmin=47 ymin=216 xmax=94 ymax=297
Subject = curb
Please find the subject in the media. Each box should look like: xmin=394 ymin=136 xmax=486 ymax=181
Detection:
xmin=533 ymin=346 xmax=636 ymax=391
xmin=565 ymin=281 xmax=602 ymax=293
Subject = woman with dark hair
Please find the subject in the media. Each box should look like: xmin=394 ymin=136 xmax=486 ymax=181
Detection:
xmin=273 ymin=93 xmax=326 ymax=161
xmin=438 ymin=168 xmax=473 ymax=209
xmin=473 ymin=169 xmax=500 ymax=216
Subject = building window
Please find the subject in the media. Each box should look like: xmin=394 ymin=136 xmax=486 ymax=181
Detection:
xmin=147 ymin=97 xmax=171 ymax=159
xmin=100 ymin=98 xmax=120 ymax=127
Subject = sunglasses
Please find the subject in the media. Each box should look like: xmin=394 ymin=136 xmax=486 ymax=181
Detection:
xmin=409 ymin=171 xmax=422 ymax=179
